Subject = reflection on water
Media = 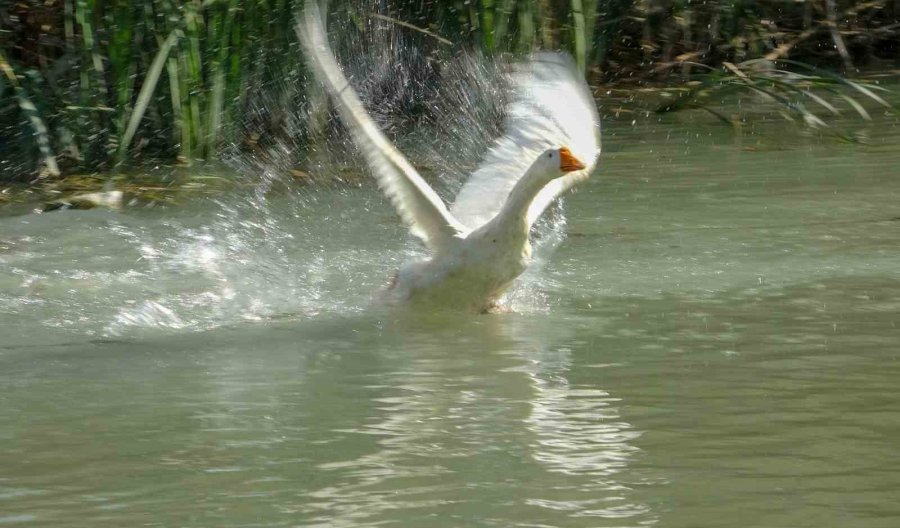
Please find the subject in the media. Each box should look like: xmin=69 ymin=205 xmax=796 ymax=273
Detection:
xmin=278 ymin=317 xmax=655 ymax=527
xmin=524 ymin=348 xmax=636 ymax=476
xmin=523 ymin=348 xmax=646 ymax=519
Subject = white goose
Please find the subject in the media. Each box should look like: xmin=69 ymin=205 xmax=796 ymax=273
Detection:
xmin=298 ymin=3 xmax=600 ymax=312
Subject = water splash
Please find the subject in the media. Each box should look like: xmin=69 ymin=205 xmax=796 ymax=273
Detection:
xmin=221 ymin=9 xmax=573 ymax=313
xmin=0 ymin=6 xmax=576 ymax=341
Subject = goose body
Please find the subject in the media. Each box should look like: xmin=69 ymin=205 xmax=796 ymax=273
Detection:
xmin=389 ymin=229 xmax=530 ymax=310
xmin=298 ymin=4 xmax=601 ymax=312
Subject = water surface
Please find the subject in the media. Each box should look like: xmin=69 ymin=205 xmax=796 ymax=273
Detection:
xmin=1 ymin=110 xmax=899 ymax=527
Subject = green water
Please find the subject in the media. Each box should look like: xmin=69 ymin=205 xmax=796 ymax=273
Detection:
xmin=1 ymin=112 xmax=899 ymax=527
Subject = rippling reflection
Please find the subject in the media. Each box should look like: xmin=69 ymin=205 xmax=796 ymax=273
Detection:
xmin=521 ymin=350 xmax=645 ymax=519
xmin=254 ymin=315 xmax=656 ymax=527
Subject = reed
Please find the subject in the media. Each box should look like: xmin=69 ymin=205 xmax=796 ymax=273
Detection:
xmin=655 ymin=59 xmax=897 ymax=135
xmin=117 ymin=30 xmax=180 ymax=165
xmin=0 ymin=50 xmax=60 ymax=177
xmin=0 ymin=0 xmax=897 ymax=180
xmin=569 ymin=0 xmax=586 ymax=73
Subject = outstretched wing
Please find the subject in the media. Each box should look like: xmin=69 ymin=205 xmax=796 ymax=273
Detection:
xmin=450 ymin=53 xmax=601 ymax=230
xmin=297 ymin=3 xmax=467 ymax=251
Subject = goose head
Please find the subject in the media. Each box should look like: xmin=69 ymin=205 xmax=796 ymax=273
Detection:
xmin=497 ymin=146 xmax=588 ymax=227
xmin=528 ymin=147 xmax=587 ymax=185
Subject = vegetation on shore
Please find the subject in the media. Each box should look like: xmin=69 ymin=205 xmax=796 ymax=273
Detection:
xmin=1 ymin=0 xmax=898 ymax=183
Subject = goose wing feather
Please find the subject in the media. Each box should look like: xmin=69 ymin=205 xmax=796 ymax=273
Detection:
xmin=298 ymin=4 xmax=466 ymax=251
xmin=450 ymin=53 xmax=601 ymax=230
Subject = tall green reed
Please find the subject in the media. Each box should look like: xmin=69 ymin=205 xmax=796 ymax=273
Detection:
xmin=1 ymin=0 xmax=896 ymax=180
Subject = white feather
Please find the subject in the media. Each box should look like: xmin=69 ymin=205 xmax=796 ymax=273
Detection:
xmin=297 ymin=5 xmax=601 ymax=311
xmin=451 ymin=53 xmax=601 ymax=229
xmin=297 ymin=3 xmax=467 ymax=252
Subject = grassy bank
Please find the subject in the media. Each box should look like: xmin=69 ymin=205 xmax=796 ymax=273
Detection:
xmin=1 ymin=0 xmax=898 ymax=182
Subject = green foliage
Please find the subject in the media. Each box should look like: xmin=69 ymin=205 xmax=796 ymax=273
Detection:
xmin=0 ymin=50 xmax=60 ymax=177
xmin=656 ymin=59 xmax=897 ymax=135
xmin=0 ymin=0 xmax=897 ymax=180
xmin=1 ymin=0 xmax=304 ymax=179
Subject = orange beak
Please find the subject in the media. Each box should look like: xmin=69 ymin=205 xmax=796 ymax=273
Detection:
xmin=559 ymin=147 xmax=586 ymax=173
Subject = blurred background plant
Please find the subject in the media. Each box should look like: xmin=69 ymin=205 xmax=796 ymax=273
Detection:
xmin=1 ymin=0 xmax=898 ymax=181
